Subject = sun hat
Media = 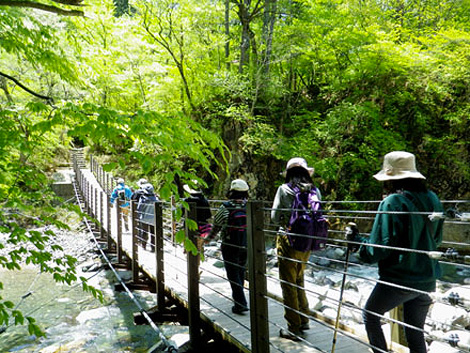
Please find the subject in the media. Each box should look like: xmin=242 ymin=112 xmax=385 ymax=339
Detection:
xmin=283 ymin=157 xmax=314 ymax=176
xmin=183 ymin=180 xmax=201 ymax=194
xmin=117 ymin=178 xmax=125 ymax=184
xmin=373 ymin=151 xmax=426 ymax=181
xmin=230 ymin=179 xmax=249 ymax=192
xmin=137 ymin=178 xmax=148 ymax=187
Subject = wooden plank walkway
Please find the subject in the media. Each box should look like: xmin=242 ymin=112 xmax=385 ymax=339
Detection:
xmin=80 ymin=168 xmax=370 ymax=353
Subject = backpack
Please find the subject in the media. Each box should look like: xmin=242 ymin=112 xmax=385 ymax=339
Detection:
xmin=223 ymin=201 xmax=247 ymax=247
xmin=138 ymin=191 xmax=158 ymax=223
xmin=118 ymin=188 xmax=126 ymax=201
xmin=137 ymin=190 xmax=158 ymax=212
xmin=287 ymin=183 xmax=328 ymax=252
xmin=139 ymin=191 xmax=158 ymax=205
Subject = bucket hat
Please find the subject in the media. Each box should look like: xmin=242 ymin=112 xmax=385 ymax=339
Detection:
xmin=117 ymin=178 xmax=125 ymax=184
xmin=230 ymin=179 xmax=249 ymax=192
xmin=283 ymin=157 xmax=314 ymax=176
xmin=373 ymin=151 xmax=425 ymax=181
xmin=183 ymin=180 xmax=201 ymax=194
xmin=137 ymin=178 xmax=148 ymax=187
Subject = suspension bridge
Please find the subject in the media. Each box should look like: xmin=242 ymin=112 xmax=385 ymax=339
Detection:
xmin=70 ymin=149 xmax=470 ymax=353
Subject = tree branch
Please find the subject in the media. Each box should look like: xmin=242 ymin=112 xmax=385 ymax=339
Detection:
xmin=0 ymin=71 xmax=54 ymax=103
xmin=0 ymin=0 xmax=84 ymax=16
xmin=51 ymin=0 xmax=84 ymax=6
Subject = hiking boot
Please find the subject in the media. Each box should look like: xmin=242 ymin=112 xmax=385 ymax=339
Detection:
xmin=232 ymin=306 xmax=249 ymax=315
xmin=279 ymin=329 xmax=301 ymax=342
xmin=300 ymin=323 xmax=310 ymax=331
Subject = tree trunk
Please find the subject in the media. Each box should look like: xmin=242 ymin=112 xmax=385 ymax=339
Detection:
xmin=225 ymin=0 xmax=231 ymax=70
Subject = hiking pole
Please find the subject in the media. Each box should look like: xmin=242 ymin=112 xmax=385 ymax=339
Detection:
xmin=331 ymin=222 xmax=359 ymax=353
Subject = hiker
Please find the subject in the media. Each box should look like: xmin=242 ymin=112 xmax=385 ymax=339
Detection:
xmin=354 ymin=151 xmax=444 ymax=353
xmin=110 ymin=177 xmax=133 ymax=232
xmin=206 ymin=179 xmax=249 ymax=315
xmin=183 ymin=180 xmax=212 ymax=252
xmin=271 ymin=157 xmax=326 ymax=342
xmin=132 ymin=178 xmax=159 ymax=251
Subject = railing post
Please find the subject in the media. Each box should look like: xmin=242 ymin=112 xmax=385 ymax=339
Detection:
xmin=88 ymin=181 xmax=92 ymax=217
xmin=96 ymin=163 xmax=100 ymax=186
xmin=171 ymin=195 xmax=176 ymax=244
xmin=154 ymin=201 xmax=165 ymax=309
xmin=186 ymin=202 xmax=202 ymax=348
xmin=131 ymin=200 xmax=139 ymax=282
xmin=116 ymin=200 xmax=123 ymax=263
xmin=99 ymin=190 xmax=104 ymax=239
xmin=80 ymin=173 xmax=84 ymax=201
xmin=247 ymin=200 xmax=269 ymax=353
xmin=86 ymin=180 xmax=90 ymax=216
xmin=106 ymin=193 xmax=112 ymax=250
xmin=94 ymin=186 xmax=98 ymax=220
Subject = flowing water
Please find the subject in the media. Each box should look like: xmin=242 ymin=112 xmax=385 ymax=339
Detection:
xmin=0 ymin=263 xmax=185 ymax=353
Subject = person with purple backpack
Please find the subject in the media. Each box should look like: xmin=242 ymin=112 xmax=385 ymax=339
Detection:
xmin=271 ymin=157 xmax=328 ymax=341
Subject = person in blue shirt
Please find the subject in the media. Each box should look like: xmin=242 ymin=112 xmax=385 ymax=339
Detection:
xmin=110 ymin=177 xmax=133 ymax=232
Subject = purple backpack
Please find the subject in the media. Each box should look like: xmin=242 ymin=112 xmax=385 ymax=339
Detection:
xmin=287 ymin=184 xmax=328 ymax=252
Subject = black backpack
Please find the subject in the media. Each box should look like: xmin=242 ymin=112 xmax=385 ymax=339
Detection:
xmin=224 ymin=201 xmax=247 ymax=247
xmin=118 ymin=188 xmax=126 ymax=201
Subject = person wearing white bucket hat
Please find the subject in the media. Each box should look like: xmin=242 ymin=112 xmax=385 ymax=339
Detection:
xmin=206 ymin=178 xmax=250 ymax=315
xmin=354 ymin=151 xmax=444 ymax=353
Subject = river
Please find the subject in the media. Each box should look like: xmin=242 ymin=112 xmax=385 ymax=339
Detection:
xmin=0 ymin=227 xmax=187 ymax=353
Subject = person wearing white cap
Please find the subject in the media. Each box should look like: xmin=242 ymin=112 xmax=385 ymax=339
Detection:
xmin=206 ymin=178 xmax=250 ymax=315
xmin=110 ymin=177 xmax=133 ymax=232
xmin=271 ymin=157 xmax=321 ymax=341
xmin=355 ymin=151 xmax=444 ymax=353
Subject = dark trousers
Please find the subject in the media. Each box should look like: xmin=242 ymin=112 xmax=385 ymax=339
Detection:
xmin=221 ymin=243 xmax=248 ymax=309
xmin=363 ymin=283 xmax=432 ymax=353
xmin=139 ymin=222 xmax=155 ymax=252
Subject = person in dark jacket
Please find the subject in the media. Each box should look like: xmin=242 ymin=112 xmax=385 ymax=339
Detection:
xmin=357 ymin=151 xmax=444 ymax=353
xmin=132 ymin=178 xmax=159 ymax=251
xmin=206 ymin=179 xmax=249 ymax=315
xmin=183 ymin=180 xmax=212 ymax=251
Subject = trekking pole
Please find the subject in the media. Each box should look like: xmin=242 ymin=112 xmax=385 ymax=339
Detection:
xmin=331 ymin=222 xmax=359 ymax=353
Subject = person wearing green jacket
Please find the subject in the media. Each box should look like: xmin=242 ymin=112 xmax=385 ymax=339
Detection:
xmin=357 ymin=151 xmax=444 ymax=353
